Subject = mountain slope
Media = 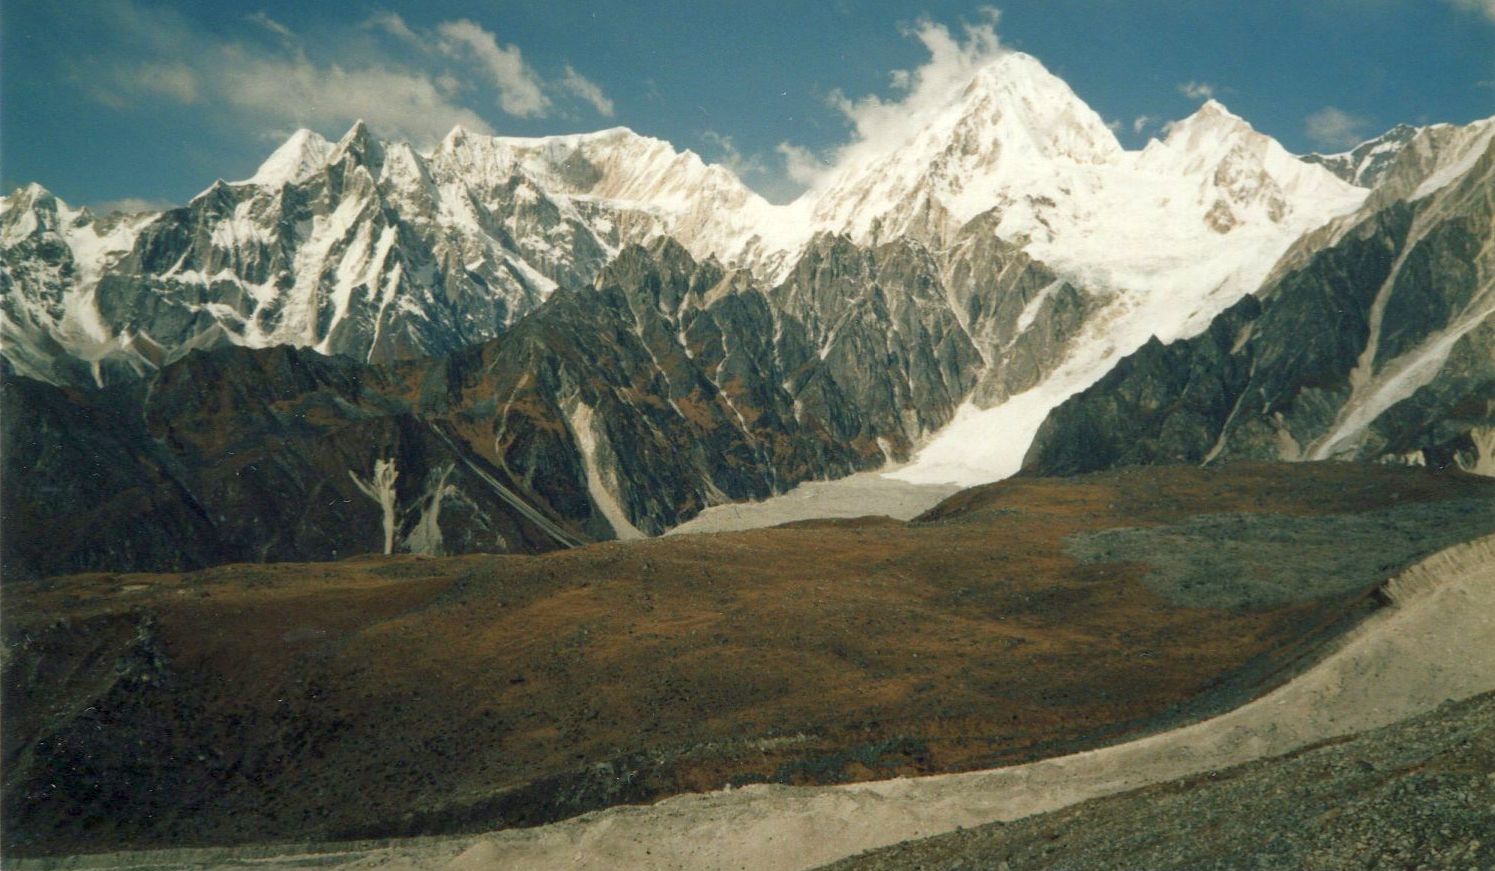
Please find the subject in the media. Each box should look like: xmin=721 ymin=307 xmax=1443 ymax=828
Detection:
xmin=1024 ymin=120 xmax=1495 ymax=477
xmin=9 ymin=232 xmax=1062 ymax=576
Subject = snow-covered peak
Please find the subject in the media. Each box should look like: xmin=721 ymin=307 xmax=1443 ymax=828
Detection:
xmin=1135 ymin=100 xmax=1262 ymax=176
xmin=17 ymin=181 xmax=54 ymax=202
xmin=425 ymin=122 xmax=791 ymax=266
xmin=378 ymin=140 xmax=434 ymax=193
xmin=1400 ymin=117 xmax=1495 ymax=201
xmin=0 ymin=184 xmax=96 ymax=246
xmin=1 ymin=184 xmax=60 ymax=244
xmin=241 ymin=128 xmax=334 ymax=187
xmin=957 ymin=52 xmax=1123 ymax=164
xmin=1132 ymin=98 xmax=1363 ymax=231
xmin=329 ymin=119 xmax=383 ymax=171
xmin=801 ymin=50 xmax=1125 ymax=246
xmin=498 ymin=127 xmax=754 ymax=207
xmin=338 ymin=119 xmax=371 ymax=145
xmin=2 ymin=182 xmax=60 ymax=215
xmin=1159 ymin=99 xmax=1252 ymax=148
xmin=440 ymin=124 xmax=474 ymax=151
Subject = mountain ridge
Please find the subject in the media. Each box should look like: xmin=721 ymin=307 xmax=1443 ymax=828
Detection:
xmin=3 ymin=51 xmax=1384 ymax=394
xmin=3 ymin=52 xmax=1491 ymax=570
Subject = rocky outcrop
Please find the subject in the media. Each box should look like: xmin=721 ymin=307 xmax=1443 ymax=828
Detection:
xmin=1301 ymin=123 xmax=1420 ymax=188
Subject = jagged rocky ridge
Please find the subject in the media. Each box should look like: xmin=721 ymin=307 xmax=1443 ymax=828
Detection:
xmin=0 ymin=123 xmax=788 ymax=387
xmin=2 ymin=52 xmax=1373 ymax=401
xmin=1024 ymin=119 xmax=1495 ymax=477
xmin=1302 ymin=124 xmax=1422 ymax=188
xmin=3 ymin=226 xmax=1088 ymax=578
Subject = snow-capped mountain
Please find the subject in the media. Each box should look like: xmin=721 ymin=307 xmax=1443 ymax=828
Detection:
xmin=795 ymin=59 xmax=1366 ymax=303
xmin=868 ymin=92 xmax=1371 ymax=484
xmin=0 ymin=120 xmax=782 ymax=386
xmin=4 ymin=47 xmax=1490 ymax=556
xmin=0 ymin=52 xmax=1368 ymax=395
xmin=0 ymin=184 xmax=159 ymax=385
xmin=801 ymin=52 xmax=1125 ymax=246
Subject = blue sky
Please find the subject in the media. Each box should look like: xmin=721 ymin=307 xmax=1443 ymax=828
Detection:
xmin=4 ymin=0 xmax=1493 ymax=210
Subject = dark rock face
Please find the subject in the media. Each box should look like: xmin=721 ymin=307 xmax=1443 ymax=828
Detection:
xmin=938 ymin=210 xmax=1095 ymax=406
xmin=1 ymin=350 xmax=590 ymax=580
xmin=1024 ymin=135 xmax=1495 ymax=477
xmin=1020 ymin=299 xmax=1261 ymax=475
xmin=1 ymin=368 xmax=221 ymax=576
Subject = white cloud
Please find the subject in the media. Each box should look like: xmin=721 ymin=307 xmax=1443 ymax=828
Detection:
xmin=783 ymin=6 xmax=1008 ymax=190
xmin=560 ymin=65 xmax=615 ymax=117
xmin=365 ymin=11 xmax=421 ymax=45
xmin=435 ymin=19 xmax=549 ymax=118
xmin=369 ymin=13 xmax=615 ymax=119
xmin=247 ymin=11 xmax=296 ymax=45
xmin=1444 ymin=0 xmax=1495 ymax=21
xmin=132 ymin=61 xmax=200 ymax=104
xmin=1305 ymin=106 xmax=1373 ymax=151
xmin=215 ymin=50 xmax=496 ymax=143
xmin=89 ymin=197 xmax=175 ymax=215
xmin=81 ymin=2 xmax=492 ymax=144
xmin=434 ymin=73 xmax=462 ymax=97
xmin=1178 ymin=81 xmax=1217 ymax=101
xmin=77 ymin=2 xmax=618 ymax=147
xmin=1132 ymin=115 xmax=1157 ymax=135
xmin=776 ymin=142 xmax=827 ymax=186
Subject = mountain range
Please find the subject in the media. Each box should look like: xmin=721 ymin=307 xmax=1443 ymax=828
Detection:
xmin=3 ymin=50 xmax=1492 ymax=578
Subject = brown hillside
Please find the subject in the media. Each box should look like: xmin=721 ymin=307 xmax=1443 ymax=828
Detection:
xmin=3 ymin=462 xmax=1491 ymax=856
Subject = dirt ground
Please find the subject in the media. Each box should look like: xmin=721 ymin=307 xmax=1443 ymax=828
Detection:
xmin=4 ymin=462 xmax=1491 ymax=858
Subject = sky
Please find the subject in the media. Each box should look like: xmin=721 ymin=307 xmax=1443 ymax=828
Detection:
xmin=4 ymin=0 xmax=1493 ymax=211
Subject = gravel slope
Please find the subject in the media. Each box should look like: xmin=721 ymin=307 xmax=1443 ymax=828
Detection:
xmin=827 ymin=691 xmax=1495 ymax=871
